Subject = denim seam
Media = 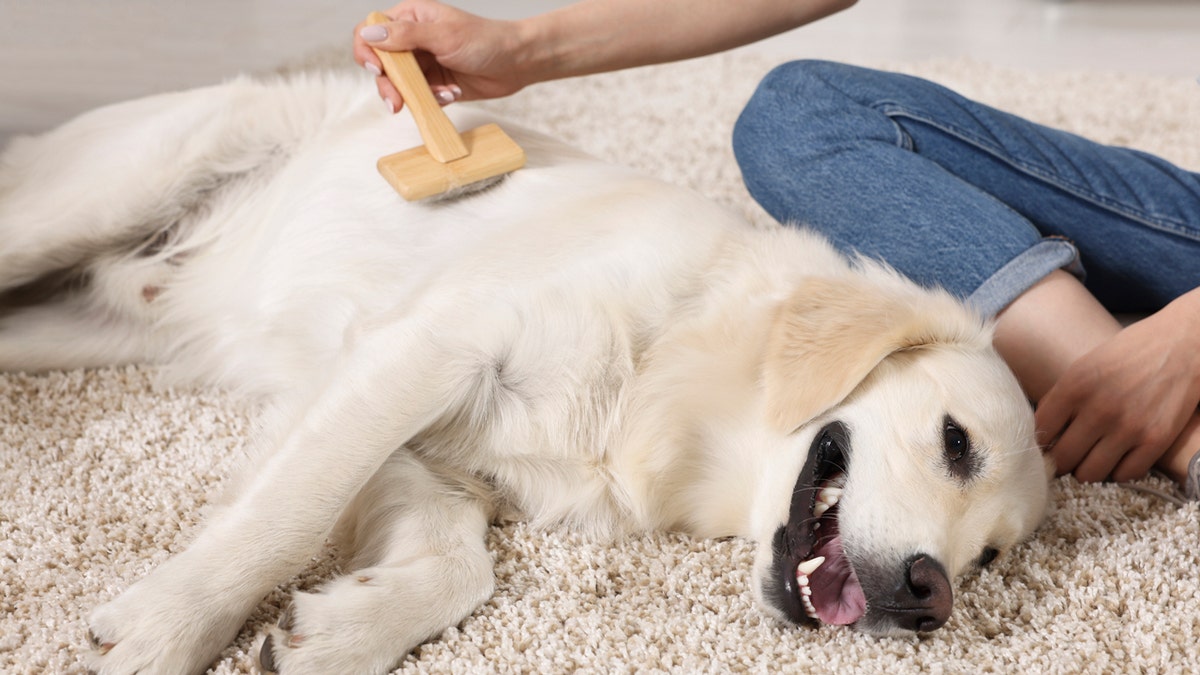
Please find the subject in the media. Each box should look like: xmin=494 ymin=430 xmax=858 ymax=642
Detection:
xmin=968 ymin=238 xmax=1081 ymax=318
xmin=872 ymin=102 xmax=1200 ymax=243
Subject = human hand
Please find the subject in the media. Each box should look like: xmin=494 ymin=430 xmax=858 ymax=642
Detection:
xmin=1036 ymin=295 xmax=1200 ymax=483
xmin=353 ymin=0 xmax=531 ymax=112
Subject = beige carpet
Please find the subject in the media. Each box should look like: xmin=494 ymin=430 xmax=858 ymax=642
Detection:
xmin=3 ymin=53 xmax=1200 ymax=674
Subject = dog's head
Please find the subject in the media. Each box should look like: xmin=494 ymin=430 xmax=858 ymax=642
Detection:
xmin=751 ymin=271 xmax=1052 ymax=635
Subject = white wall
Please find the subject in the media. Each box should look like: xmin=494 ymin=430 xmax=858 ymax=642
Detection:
xmin=2 ymin=0 xmax=1198 ymax=143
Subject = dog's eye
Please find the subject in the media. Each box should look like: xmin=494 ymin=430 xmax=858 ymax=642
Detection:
xmin=942 ymin=416 xmax=977 ymax=480
xmin=943 ymin=422 xmax=969 ymax=463
xmin=820 ymin=431 xmax=836 ymax=453
xmin=978 ymin=547 xmax=1000 ymax=568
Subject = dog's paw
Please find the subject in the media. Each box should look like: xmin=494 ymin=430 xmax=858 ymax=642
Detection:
xmin=256 ymin=563 xmax=491 ymax=675
xmin=255 ymin=571 xmax=429 ymax=675
xmin=86 ymin=563 xmax=247 ymax=675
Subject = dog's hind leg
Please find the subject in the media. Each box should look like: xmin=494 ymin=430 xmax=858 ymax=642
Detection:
xmin=0 ymin=295 xmax=160 ymax=372
xmin=0 ymin=249 xmax=174 ymax=372
xmin=257 ymin=452 xmax=496 ymax=675
xmin=0 ymin=79 xmax=293 ymax=291
xmin=0 ymin=89 xmax=214 ymax=289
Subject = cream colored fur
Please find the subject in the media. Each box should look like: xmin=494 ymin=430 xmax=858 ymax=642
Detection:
xmin=0 ymin=71 xmax=1050 ymax=675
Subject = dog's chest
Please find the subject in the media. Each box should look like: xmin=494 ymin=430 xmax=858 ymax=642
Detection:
xmin=409 ymin=296 xmax=642 ymax=531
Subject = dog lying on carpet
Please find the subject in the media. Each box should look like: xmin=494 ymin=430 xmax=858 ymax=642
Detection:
xmin=0 ymin=71 xmax=1051 ymax=675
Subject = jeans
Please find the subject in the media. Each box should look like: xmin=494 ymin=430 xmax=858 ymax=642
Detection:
xmin=733 ymin=60 xmax=1200 ymax=318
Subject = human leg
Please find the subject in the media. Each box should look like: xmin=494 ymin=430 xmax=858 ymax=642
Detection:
xmin=733 ymin=60 xmax=1200 ymax=317
xmin=733 ymin=60 xmax=1200 ymax=489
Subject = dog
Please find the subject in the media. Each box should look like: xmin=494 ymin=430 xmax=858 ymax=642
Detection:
xmin=0 ymin=70 xmax=1051 ymax=675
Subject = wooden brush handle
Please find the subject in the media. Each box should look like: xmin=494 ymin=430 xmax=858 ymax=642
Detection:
xmin=367 ymin=11 xmax=468 ymax=163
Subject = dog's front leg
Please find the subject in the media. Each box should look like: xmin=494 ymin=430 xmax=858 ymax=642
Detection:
xmin=257 ymin=452 xmax=496 ymax=675
xmin=85 ymin=326 xmax=471 ymax=675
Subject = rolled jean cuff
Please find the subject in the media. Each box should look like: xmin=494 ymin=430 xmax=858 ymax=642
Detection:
xmin=967 ymin=238 xmax=1082 ymax=318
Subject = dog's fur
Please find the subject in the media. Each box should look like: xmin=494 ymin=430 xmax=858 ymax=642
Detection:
xmin=0 ymin=72 xmax=1051 ymax=675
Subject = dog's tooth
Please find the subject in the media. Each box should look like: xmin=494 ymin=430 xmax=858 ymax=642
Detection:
xmin=802 ymin=595 xmax=819 ymax=619
xmin=818 ymin=486 xmax=843 ymax=506
xmin=813 ymin=502 xmax=830 ymax=518
xmin=801 ymin=586 xmax=812 ymax=596
xmin=796 ymin=556 xmax=826 ymax=577
xmin=798 ymin=574 xmax=809 ymax=586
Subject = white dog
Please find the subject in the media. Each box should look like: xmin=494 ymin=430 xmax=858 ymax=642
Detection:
xmin=0 ymin=71 xmax=1051 ymax=675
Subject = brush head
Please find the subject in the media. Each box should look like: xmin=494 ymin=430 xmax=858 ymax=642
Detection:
xmin=377 ymin=123 xmax=526 ymax=201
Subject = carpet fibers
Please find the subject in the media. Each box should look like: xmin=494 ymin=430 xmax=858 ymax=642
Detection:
xmin=2 ymin=53 xmax=1199 ymax=674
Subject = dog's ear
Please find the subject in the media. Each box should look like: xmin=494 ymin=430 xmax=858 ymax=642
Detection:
xmin=764 ymin=273 xmax=991 ymax=432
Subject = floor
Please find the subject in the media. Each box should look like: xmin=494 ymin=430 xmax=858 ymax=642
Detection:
xmin=2 ymin=0 xmax=1199 ymax=144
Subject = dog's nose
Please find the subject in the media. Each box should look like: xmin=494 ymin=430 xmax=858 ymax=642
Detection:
xmin=882 ymin=554 xmax=953 ymax=632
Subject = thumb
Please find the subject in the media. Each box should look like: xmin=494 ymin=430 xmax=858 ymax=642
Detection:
xmin=359 ymin=18 xmax=448 ymax=58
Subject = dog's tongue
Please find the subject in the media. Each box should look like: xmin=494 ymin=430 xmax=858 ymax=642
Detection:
xmin=809 ymin=535 xmax=867 ymax=625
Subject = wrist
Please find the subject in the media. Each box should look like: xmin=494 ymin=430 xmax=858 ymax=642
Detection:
xmin=1162 ymin=287 xmax=1200 ymax=347
xmin=512 ymin=6 xmax=623 ymax=85
xmin=511 ymin=14 xmax=568 ymax=87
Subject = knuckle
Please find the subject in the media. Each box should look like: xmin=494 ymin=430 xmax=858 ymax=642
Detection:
xmin=1120 ymin=419 xmax=1167 ymax=450
xmin=1139 ymin=429 xmax=1171 ymax=452
xmin=1091 ymin=397 xmax=1122 ymax=419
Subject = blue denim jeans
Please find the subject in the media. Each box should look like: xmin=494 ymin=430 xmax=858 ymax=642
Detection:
xmin=733 ymin=60 xmax=1200 ymax=317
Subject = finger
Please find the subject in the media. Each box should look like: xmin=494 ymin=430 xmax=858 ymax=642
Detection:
xmin=352 ymin=18 xmax=389 ymax=69
xmin=358 ymin=21 xmax=404 ymax=87
xmin=374 ymin=57 xmax=459 ymax=109
xmin=355 ymin=41 xmax=383 ymax=75
xmin=1033 ymin=386 xmax=1074 ymax=450
xmin=358 ymin=18 xmax=436 ymax=55
xmin=1071 ymin=435 xmax=1127 ymax=483
xmin=352 ymin=20 xmax=368 ymax=65
xmin=1110 ymin=443 xmax=1169 ymax=483
xmin=423 ymin=60 xmax=462 ymax=104
xmin=375 ymin=76 xmax=402 ymax=113
xmin=430 ymin=84 xmax=461 ymax=106
xmin=1048 ymin=417 xmax=1102 ymax=476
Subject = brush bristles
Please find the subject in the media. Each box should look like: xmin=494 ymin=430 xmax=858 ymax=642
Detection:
xmin=418 ymin=173 xmax=508 ymax=203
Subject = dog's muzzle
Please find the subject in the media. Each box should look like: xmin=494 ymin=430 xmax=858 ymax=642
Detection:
xmin=765 ymin=421 xmax=956 ymax=633
xmin=855 ymin=553 xmax=953 ymax=633
xmin=767 ymin=421 xmax=867 ymax=627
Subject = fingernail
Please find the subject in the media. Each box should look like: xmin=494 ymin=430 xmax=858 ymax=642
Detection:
xmin=383 ymin=97 xmax=395 ymax=114
xmin=360 ymin=25 xmax=387 ymax=42
xmin=435 ymin=89 xmax=454 ymax=105
xmin=447 ymin=84 xmax=462 ymax=98
xmin=364 ymin=61 xmax=381 ymax=77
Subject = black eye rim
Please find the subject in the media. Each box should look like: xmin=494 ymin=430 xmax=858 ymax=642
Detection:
xmin=944 ymin=420 xmax=969 ymax=462
xmin=978 ymin=546 xmax=1000 ymax=568
xmin=942 ymin=415 xmax=977 ymax=480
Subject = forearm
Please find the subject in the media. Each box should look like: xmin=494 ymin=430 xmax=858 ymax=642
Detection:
xmin=513 ymin=0 xmax=856 ymax=83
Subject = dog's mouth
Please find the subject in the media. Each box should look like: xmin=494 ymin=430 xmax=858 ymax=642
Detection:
xmin=769 ymin=421 xmax=867 ymax=627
